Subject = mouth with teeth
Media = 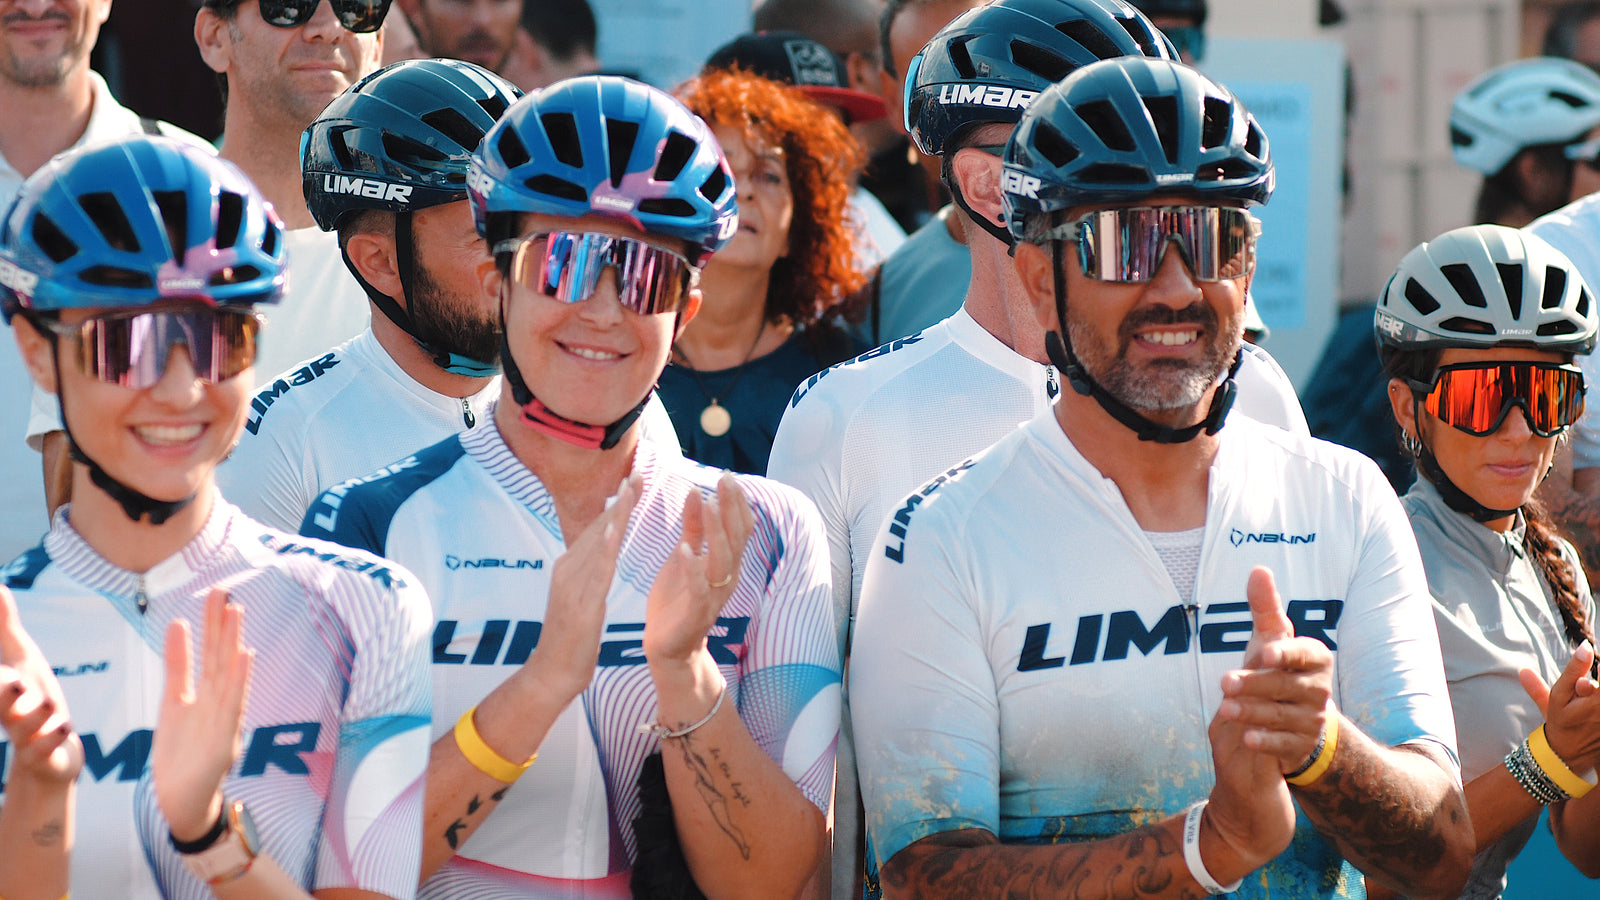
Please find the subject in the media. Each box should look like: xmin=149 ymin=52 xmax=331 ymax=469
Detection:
xmin=134 ymin=423 xmax=205 ymax=446
xmin=1136 ymin=329 xmax=1201 ymax=348
xmin=563 ymin=343 xmax=623 ymax=362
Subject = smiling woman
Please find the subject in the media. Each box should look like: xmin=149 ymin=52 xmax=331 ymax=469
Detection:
xmin=663 ymin=69 xmax=869 ymax=475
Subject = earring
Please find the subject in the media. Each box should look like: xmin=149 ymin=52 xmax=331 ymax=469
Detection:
xmin=1402 ymin=430 xmax=1423 ymax=458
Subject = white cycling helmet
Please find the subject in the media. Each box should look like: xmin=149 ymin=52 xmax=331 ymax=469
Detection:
xmin=1375 ymin=224 xmax=1597 ymax=355
xmin=1450 ymin=57 xmax=1600 ymax=175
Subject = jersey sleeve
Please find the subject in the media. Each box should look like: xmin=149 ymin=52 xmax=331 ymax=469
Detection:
xmin=217 ymin=419 xmax=317 ymax=533
xmin=1336 ymin=465 xmax=1460 ymax=767
xmin=732 ymin=480 xmax=842 ymax=813
xmin=1236 ymin=343 xmax=1310 ymax=435
xmin=850 ymin=490 xmax=999 ymax=871
xmin=313 ymin=561 xmax=433 ymax=896
xmin=766 ymin=385 xmax=853 ymax=665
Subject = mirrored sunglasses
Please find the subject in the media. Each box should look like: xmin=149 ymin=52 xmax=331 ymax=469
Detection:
xmin=257 ymin=0 xmax=391 ymax=33
xmin=495 ymin=231 xmax=697 ymax=317
xmin=1044 ymin=205 xmax=1260 ymax=283
xmin=43 ymin=308 xmax=262 ymax=390
xmin=1410 ymin=361 xmax=1586 ymax=438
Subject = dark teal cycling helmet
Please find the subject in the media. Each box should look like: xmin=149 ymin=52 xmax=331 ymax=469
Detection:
xmin=1003 ymin=56 xmax=1273 ymax=240
xmin=469 ymin=75 xmax=737 ymax=266
xmin=1 ymin=136 xmax=284 ymax=323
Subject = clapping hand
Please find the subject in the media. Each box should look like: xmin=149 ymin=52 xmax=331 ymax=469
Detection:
xmin=643 ymin=472 xmax=755 ymax=668
xmin=1520 ymin=641 xmax=1600 ymax=776
xmin=0 ymin=586 xmax=81 ymax=786
xmin=151 ymin=589 xmax=253 ymax=843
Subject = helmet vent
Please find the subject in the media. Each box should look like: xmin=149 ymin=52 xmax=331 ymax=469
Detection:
xmin=384 ymin=132 xmax=450 ymax=167
xmin=152 ymin=190 xmax=188 ymax=264
xmin=1579 ymin=287 xmax=1591 ymax=319
xmin=329 ymin=126 xmax=359 ymax=171
xmin=79 ymin=192 xmax=139 ymax=253
xmin=478 ymin=94 xmax=510 ymax=122
xmin=1496 ymin=262 xmax=1523 ymax=318
xmin=1404 ymin=278 xmax=1441 ymax=315
xmin=538 ymin=113 xmax=580 ymax=168
xmin=1440 ymin=316 xmax=1496 ymax=335
xmin=1550 ymin=89 xmax=1588 ymax=108
xmin=1076 ymin=100 xmax=1135 ymax=152
xmin=1538 ymin=319 xmax=1580 ymax=336
xmin=1440 ymin=262 xmax=1487 ymax=308
xmin=655 ymin=130 xmax=696 ymax=183
xmin=79 ymin=265 xmax=152 ymax=288
xmin=1116 ymin=16 xmax=1160 ymax=57
xmin=1449 ymin=125 xmax=1473 ymax=149
xmin=420 ymin=108 xmax=484 ymax=154
xmin=216 ymin=192 xmax=245 ymax=251
xmin=499 ymin=126 xmax=535 ymax=169
xmin=1078 ymin=163 xmax=1148 ymax=184
xmin=210 ymin=264 xmax=261 ymax=286
xmin=1542 ymin=265 xmax=1569 ymax=309
xmin=1144 ymin=95 xmax=1180 ymax=164
xmin=606 ymin=119 xmax=639 ymax=188
xmin=1244 ymin=123 xmax=1264 ymax=160
xmin=524 ymin=174 xmax=588 ymax=203
xmin=1199 ymin=159 xmax=1257 ymax=182
xmin=262 ymin=220 xmax=279 ymax=258
xmin=700 ymin=165 xmax=729 ymax=204
xmin=1201 ymin=97 xmax=1230 ymax=149
xmin=1034 ymin=122 xmax=1080 ymax=167
xmin=1053 ymin=20 xmax=1122 ymax=61
xmin=31 ymin=214 xmax=77 ymax=264
xmin=1011 ymin=39 xmax=1073 ymax=83
xmin=949 ymin=38 xmax=977 ymax=79
xmin=638 ymin=198 xmax=696 ymax=219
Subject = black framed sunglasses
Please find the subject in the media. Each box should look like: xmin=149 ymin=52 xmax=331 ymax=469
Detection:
xmin=219 ymin=0 xmax=393 ymax=33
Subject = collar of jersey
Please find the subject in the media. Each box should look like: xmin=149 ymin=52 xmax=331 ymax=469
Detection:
xmin=944 ymin=308 xmax=1056 ymax=389
xmin=1404 ymin=474 xmax=1525 ymax=570
xmin=353 ymin=328 xmax=502 ymax=414
xmin=43 ymin=490 xmax=236 ymax=603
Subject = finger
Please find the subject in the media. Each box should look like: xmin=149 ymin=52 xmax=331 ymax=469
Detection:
xmin=6 ymin=692 xmax=56 ymax=742
xmin=718 ymin=472 xmax=755 ymax=548
xmin=164 ymin=619 xmax=195 ymax=706
xmin=1519 ymin=667 xmax=1553 ymax=716
xmin=16 ymin=718 xmax=73 ymax=766
xmin=703 ymin=481 xmax=733 ymax=583
xmin=201 ymin=590 xmax=229 ymax=685
xmin=225 ymin=648 xmax=254 ymax=727
xmin=1246 ymin=567 xmax=1293 ymax=644
xmin=0 ymin=586 xmax=25 ymax=664
xmin=1546 ymin=642 xmax=1594 ymax=709
xmin=681 ymin=487 xmax=706 ymax=556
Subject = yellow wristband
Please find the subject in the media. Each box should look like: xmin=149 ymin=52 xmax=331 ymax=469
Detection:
xmin=453 ymin=707 xmax=536 ymax=783
xmin=1286 ymin=711 xmax=1339 ymax=787
xmin=1528 ymin=724 xmax=1595 ymax=800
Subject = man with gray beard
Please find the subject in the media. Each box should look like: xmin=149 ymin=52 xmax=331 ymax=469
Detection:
xmin=0 ymin=0 xmax=209 ymax=559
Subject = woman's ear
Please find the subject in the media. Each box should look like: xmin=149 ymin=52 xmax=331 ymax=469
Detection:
xmin=1387 ymin=377 xmax=1419 ymax=443
xmin=675 ymin=289 xmax=702 ymax=337
xmin=14 ymin=316 xmax=59 ymax=395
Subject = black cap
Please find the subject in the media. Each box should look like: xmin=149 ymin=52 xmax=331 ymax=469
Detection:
xmin=705 ymin=31 xmax=886 ymax=123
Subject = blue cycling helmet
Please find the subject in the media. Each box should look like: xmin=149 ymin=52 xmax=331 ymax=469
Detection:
xmin=905 ymin=0 xmax=1176 ymax=158
xmin=303 ymin=58 xmax=522 ymax=230
xmin=1003 ymin=56 xmax=1272 ymax=240
xmin=469 ymin=75 xmax=737 ymax=266
xmin=1 ymin=136 xmax=285 ymax=323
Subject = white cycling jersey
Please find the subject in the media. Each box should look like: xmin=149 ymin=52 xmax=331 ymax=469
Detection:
xmin=0 ymin=497 xmax=432 ymax=900
xmin=299 ymin=425 xmax=840 ymax=899
xmin=851 ymin=411 xmax=1459 ymax=898
xmin=1526 ymin=194 xmax=1600 ymax=469
xmin=217 ymin=328 xmax=681 ymax=532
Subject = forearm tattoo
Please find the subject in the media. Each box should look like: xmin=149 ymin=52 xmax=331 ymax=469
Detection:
xmin=442 ymin=786 xmax=509 ymax=851
xmin=881 ymin=828 xmax=1210 ymax=900
xmin=30 ymin=820 xmax=62 ymax=847
xmin=674 ymin=737 xmax=752 ymax=860
xmin=1302 ymin=754 xmax=1457 ymax=887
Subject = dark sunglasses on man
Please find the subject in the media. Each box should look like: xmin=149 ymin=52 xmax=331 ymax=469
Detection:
xmin=203 ymin=0 xmax=392 ymax=34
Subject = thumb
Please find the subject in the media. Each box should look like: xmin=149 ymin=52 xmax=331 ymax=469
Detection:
xmin=0 ymin=586 xmax=31 ymax=665
xmin=1246 ymin=566 xmax=1293 ymax=641
xmin=1544 ymin=642 xmax=1596 ymax=710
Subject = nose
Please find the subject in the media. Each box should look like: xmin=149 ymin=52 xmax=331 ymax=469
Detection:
xmin=148 ymin=344 xmax=205 ymax=405
xmin=12 ymin=0 xmax=54 ymax=17
xmin=1493 ymin=400 xmax=1537 ymax=441
xmin=574 ymin=266 xmax=627 ymax=326
xmin=1142 ymin=239 xmax=1204 ymax=305
xmin=299 ymin=0 xmax=345 ymax=41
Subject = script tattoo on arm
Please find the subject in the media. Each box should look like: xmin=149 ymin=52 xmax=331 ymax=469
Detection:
xmin=880 ymin=827 xmax=1210 ymax=900
xmin=675 ymin=737 xmax=752 ymax=860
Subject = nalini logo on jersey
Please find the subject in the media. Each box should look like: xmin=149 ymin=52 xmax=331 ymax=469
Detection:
xmin=320 ymin=174 xmax=414 ymax=204
xmin=936 ymin=83 xmax=1037 ymax=110
xmin=444 ymin=555 xmax=544 ymax=571
xmin=1001 ymin=170 xmax=1041 ymax=199
xmin=1015 ymin=599 xmax=1342 ymax=671
xmin=1228 ymin=529 xmax=1316 ymax=547
xmin=51 ymin=660 xmax=110 ymax=677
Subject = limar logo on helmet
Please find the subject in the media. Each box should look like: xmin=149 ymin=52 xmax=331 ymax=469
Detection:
xmin=159 ymin=276 xmax=206 ymax=293
xmin=320 ymin=174 xmax=414 ymax=204
xmin=0 ymin=257 xmax=38 ymax=295
xmin=936 ymin=83 xmax=1038 ymax=110
xmin=1002 ymin=170 xmax=1041 ymax=199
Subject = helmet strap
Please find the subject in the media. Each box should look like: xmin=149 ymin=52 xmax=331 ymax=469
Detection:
xmin=495 ymin=305 xmax=645 ymax=451
xmin=942 ymin=151 xmax=1015 ymax=248
xmin=1409 ymin=396 xmax=1519 ymax=523
xmin=48 ymin=345 xmax=193 ymax=526
xmin=1044 ymin=241 xmax=1237 ymax=444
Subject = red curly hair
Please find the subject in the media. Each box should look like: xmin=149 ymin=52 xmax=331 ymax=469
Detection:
xmin=677 ymin=68 xmax=868 ymax=328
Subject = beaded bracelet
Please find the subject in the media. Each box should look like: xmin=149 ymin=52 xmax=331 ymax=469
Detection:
xmin=1528 ymin=724 xmax=1595 ymax=799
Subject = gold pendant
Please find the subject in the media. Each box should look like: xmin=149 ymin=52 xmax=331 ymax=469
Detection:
xmin=700 ymin=401 xmax=732 ymax=437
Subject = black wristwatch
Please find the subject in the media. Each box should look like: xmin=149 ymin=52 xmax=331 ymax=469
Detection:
xmin=171 ymin=799 xmax=260 ymax=885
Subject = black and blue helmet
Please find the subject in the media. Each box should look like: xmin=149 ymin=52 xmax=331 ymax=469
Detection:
xmin=302 ymin=58 xmax=522 ymax=232
xmin=1003 ymin=56 xmax=1272 ymax=239
xmin=0 ymin=136 xmax=285 ymax=323
xmin=470 ymin=75 xmax=737 ymax=266
xmin=904 ymin=0 xmax=1176 ymax=158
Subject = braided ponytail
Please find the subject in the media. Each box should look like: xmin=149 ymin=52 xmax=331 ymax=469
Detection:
xmin=1522 ymin=497 xmax=1596 ymax=649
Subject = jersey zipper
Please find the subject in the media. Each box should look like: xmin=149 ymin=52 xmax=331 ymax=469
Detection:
xmin=462 ymin=398 xmax=476 ymax=428
xmin=135 ymin=573 xmax=148 ymax=614
xmin=1045 ymin=364 xmax=1059 ymax=400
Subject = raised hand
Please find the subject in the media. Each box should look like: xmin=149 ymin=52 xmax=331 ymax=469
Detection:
xmin=643 ymin=472 xmax=755 ymax=667
xmin=1219 ymin=566 xmax=1335 ymax=774
xmin=151 ymin=589 xmax=253 ymax=842
xmin=529 ymin=472 xmax=641 ymax=700
xmin=1521 ymin=642 xmax=1600 ymax=775
xmin=0 ymin=586 xmax=81 ymax=786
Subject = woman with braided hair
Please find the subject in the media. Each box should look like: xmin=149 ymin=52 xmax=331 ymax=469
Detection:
xmin=1377 ymin=224 xmax=1600 ymax=897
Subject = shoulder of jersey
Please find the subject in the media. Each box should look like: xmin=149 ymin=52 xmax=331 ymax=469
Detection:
xmin=299 ymin=433 xmax=470 ymax=551
xmin=667 ymin=453 xmax=823 ymax=530
xmin=1227 ymin=415 xmax=1388 ymax=491
xmin=243 ymin=339 xmax=362 ymax=437
xmin=2 ymin=544 xmax=52 ymax=591
xmin=784 ymin=324 xmax=953 ymax=413
xmin=241 ymin=515 xmax=420 ymax=595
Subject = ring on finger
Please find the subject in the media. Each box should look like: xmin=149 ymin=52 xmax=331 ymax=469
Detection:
xmin=707 ymin=572 xmax=734 ymax=589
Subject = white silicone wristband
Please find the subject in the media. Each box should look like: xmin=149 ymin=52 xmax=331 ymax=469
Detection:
xmin=1183 ymin=800 xmax=1243 ymax=896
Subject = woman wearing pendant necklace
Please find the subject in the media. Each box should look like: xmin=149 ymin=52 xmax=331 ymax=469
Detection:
xmin=660 ymin=68 xmax=868 ymax=475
